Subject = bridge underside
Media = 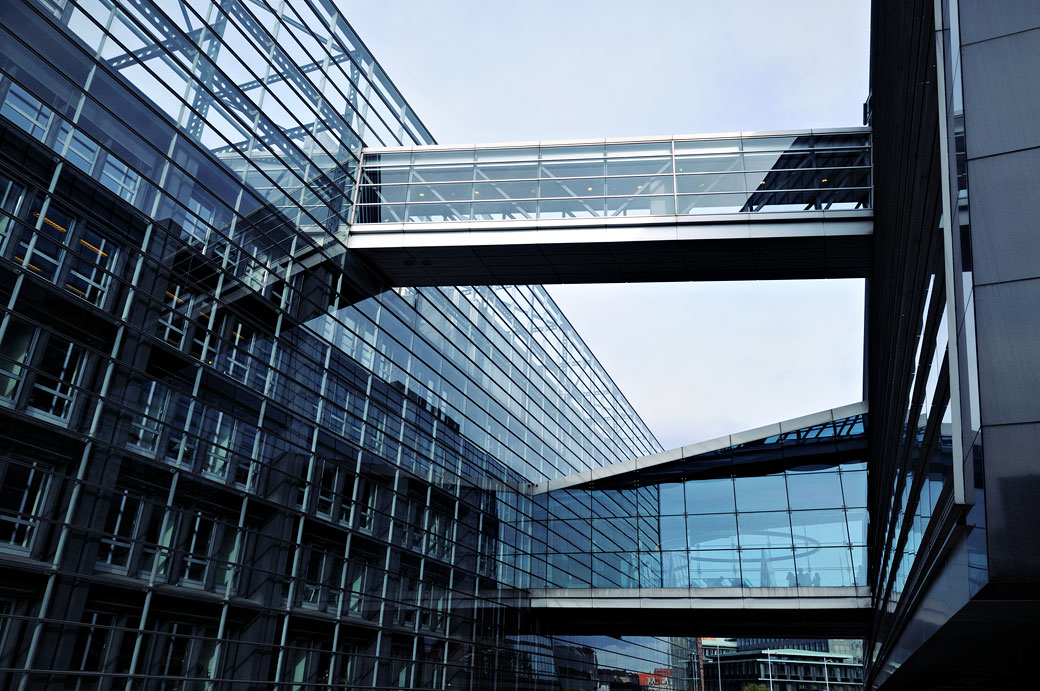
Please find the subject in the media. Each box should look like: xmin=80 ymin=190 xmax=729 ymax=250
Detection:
xmin=525 ymin=587 xmax=871 ymax=637
xmin=349 ymin=214 xmax=872 ymax=286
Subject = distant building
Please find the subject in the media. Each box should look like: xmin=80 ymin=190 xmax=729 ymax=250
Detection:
xmin=704 ymin=649 xmax=861 ymax=691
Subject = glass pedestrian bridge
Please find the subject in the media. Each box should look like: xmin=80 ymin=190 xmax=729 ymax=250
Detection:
xmin=507 ymin=403 xmax=873 ymax=637
xmin=348 ymin=129 xmax=872 ymax=286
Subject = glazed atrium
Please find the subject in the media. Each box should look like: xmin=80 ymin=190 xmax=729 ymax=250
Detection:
xmin=0 ymin=1 xmax=1039 ymax=690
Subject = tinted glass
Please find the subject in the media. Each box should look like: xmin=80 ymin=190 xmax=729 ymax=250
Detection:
xmin=734 ymin=475 xmax=788 ymax=512
xmin=786 ymin=470 xmax=844 ymax=510
xmin=685 ymin=478 xmax=735 ymax=514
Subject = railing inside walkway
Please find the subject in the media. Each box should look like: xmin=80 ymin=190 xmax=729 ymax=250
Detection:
xmin=353 ymin=129 xmax=870 ymax=225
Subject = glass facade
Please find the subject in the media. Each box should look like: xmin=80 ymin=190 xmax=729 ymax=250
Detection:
xmin=354 ymin=132 xmax=871 ymax=224
xmin=537 ymin=413 xmax=868 ymax=590
xmin=0 ymin=0 xmax=692 ymax=688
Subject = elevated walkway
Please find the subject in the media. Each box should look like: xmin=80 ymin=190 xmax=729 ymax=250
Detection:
xmin=518 ymin=403 xmax=871 ymax=634
xmin=349 ymin=129 xmax=871 ymax=285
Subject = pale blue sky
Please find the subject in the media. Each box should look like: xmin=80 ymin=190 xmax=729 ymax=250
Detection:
xmin=346 ymin=1 xmax=871 ymax=448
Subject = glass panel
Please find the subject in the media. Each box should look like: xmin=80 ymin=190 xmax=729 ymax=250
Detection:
xmin=676 ymin=154 xmax=743 ymax=173
xmin=409 ymin=165 xmax=474 ymax=183
xmin=790 ymin=509 xmax=850 ymax=547
xmin=606 ymin=176 xmax=673 ymax=196
xmin=737 ymin=511 xmax=792 ymax=549
xmin=475 ymin=147 xmax=538 ymax=162
xmin=741 ymin=136 xmax=802 ymax=152
xmin=659 ymin=515 xmax=687 ymax=550
xmin=605 ymin=157 xmax=672 ymax=176
xmin=686 ymin=513 xmax=738 ymax=549
xmin=744 ymin=151 xmax=814 ymax=171
xmin=407 ymin=183 xmax=472 ymax=202
xmin=845 ymin=507 xmax=868 ymax=545
xmin=540 ymin=160 xmax=605 ymax=179
xmin=685 ymin=478 xmax=735 ymax=514
xmin=639 ymin=551 xmax=662 ymax=588
xmin=689 ymin=550 xmax=741 ymax=587
xmin=786 ymin=470 xmax=844 ymax=510
xmin=475 ymin=162 xmax=539 ymax=180
xmin=606 ymin=195 xmax=674 ymax=217
xmin=676 ymin=173 xmax=745 ymax=194
xmin=540 ymin=178 xmax=604 ymax=198
xmin=539 ymin=144 xmax=604 ymax=160
xmin=404 ymin=203 xmax=470 ymax=223
xmin=473 ymin=181 xmax=540 ymax=200
xmin=794 ymin=546 xmax=856 ymax=587
xmin=674 ymin=139 xmax=741 ymax=154
xmin=537 ymin=198 xmax=604 ymax=219
xmin=361 ymin=167 xmax=409 ymax=185
xmin=734 ymin=475 xmax=788 ymax=512
xmin=659 ymin=483 xmax=685 ymax=515
xmin=364 ymin=152 xmax=410 ymax=166
xmin=410 ymin=149 xmax=474 ymax=164
xmin=661 ymin=551 xmax=689 ymax=588
xmin=740 ymin=548 xmax=796 ymax=587
xmin=840 ymin=471 xmax=868 ymax=507
xmin=471 ymin=200 xmax=534 ymax=220
xmin=605 ymin=141 xmax=671 ymax=157
xmin=677 ymin=193 xmax=748 ymax=215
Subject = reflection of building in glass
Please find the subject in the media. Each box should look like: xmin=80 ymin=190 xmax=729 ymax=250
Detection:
xmin=1 ymin=0 xmax=1040 ymax=689
xmin=0 ymin=1 xmax=691 ymax=688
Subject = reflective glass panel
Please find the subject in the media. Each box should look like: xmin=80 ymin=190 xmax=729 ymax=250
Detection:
xmin=540 ymin=160 xmax=605 ymax=178
xmin=790 ymin=509 xmax=850 ymax=547
xmin=471 ymin=200 xmax=534 ymax=220
xmin=659 ymin=483 xmax=685 ymax=515
xmin=794 ymin=546 xmax=856 ymax=587
xmin=675 ymin=154 xmax=743 ymax=173
xmin=662 ymin=551 xmax=690 ymax=588
xmin=676 ymin=173 xmax=745 ymax=194
xmin=677 ymin=194 xmax=748 ymax=215
xmin=686 ymin=513 xmax=738 ymax=549
xmin=845 ymin=507 xmax=868 ymax=545
xmin=540 ymin=179 xmax=605 ymax=198
xmin=674 ymin=139 xmax=741 ymax=154
xmin=607 ymin=196 xmax=674 ymax=217
xmin=685 ymin=478 xmax=735 ymax=514
xmin=740 ymin=548 xmax=796 ymax=587
xmin=737 ymin=511 xmax=793 ymax=549
xmin=840 ymin=471 xmax=868 ymax=507
xmin=786 ymin=470 xmax=843 ymax=510
xmin=537 ymin=198 xmax=604 ymax=219
xmin=409 ymin=165 xmax=473 ymax=183
xmin=473 ymin=181 xmax=539 ymax=200
xmin=689 ymin=550 xmax=742 ymax=587
xmin=734 ymin=475 xmax=788 ymax=512
xmin=607 ymin=176 xmax=673 ymax=196
xmin=660 ymin=516 xmax=687 ymax=550
xmin=475 ymin=162 xmax=539 ymax=180
xmin=606 ymin=157 xmax=672 ymax=176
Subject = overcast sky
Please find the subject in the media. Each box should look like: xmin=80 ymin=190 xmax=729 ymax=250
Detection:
xmin=345 ymin=0 xmax=872 ymax=449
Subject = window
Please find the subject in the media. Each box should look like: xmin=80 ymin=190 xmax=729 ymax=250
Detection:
xmin=0 ymin=174 xmax=25 ymax=247
xmin=0 ymin=319 xmax=86 ymax=422
xmin=55 ymin=122 xmax=99 ymax=173
xmin=1 ymin=83 xmax=52 ymax=140
xmin=126 ymin=380 xmax=169 ymax=454
xmin=97 ymin=490 xmax=144 ymax=571
xmin=15 ymin=200 xmax=119 ymax=307
xmin=26 ymin=334 xmax=85 ymax=420
xmin=0 ymin=460 xmax=50 ymax=550
xmin=100 ymin=157 xmax=139 ymax=202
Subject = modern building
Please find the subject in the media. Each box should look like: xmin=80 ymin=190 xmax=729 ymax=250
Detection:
xmin=0 ymin=0 xmax=1038 ymax=690
xmin=703 ymin=648 xmax=861 ymax=691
